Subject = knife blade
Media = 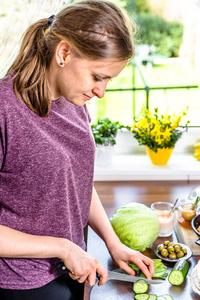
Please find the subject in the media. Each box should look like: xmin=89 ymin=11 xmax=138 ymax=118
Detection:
xmin=57 ymin=262 xmax=164 ymax=284
xmin=102 ymin=268 xmax=164 ymax=284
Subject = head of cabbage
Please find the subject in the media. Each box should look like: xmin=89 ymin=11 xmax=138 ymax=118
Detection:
xmin=110 ymin=202 xmax=159 ymax=252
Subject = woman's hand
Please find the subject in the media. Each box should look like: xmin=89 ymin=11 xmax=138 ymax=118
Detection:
xmin=59 ymin=239 xmax=108 ymax=286
xmin=107 ymin=240 xmax=154 ymax=280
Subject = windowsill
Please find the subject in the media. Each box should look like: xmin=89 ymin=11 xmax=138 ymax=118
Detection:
xmin=94 ymin=153 xmax=200 ymax=181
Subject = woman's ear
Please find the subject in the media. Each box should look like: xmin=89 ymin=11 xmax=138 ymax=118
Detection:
xmin=55 ymin=40 xmax=71 ymax=66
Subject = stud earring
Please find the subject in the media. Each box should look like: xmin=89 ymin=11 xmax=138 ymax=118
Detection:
xmin=60 ymin=62 xmax=63 ymax=66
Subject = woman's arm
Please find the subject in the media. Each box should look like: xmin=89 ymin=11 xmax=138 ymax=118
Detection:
xmin=88 ymin=187 xmax=154 ymax=279
xmin=0 ymin=224 xmax=66 ymax=259
xmin=0 ymin=224 xmax=107 ymax=286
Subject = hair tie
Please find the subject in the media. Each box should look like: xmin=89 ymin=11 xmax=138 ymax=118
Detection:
xmin=47 ymin=15 xmax=55 ymax=27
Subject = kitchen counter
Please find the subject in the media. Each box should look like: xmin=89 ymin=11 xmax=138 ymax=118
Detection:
xmin=94 ymin=153 xmax=200 ymax=181
xmin=84 ymin=181 xmax=200 ymax=300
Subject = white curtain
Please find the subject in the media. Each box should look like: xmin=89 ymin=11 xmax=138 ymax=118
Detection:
xmin=0 ymin=0 xmax=71 ymax=78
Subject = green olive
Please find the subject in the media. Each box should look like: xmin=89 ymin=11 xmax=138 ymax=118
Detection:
xmin=168 ymin=246 xmax=175 ymax=253
xmin=176 ymin=251 xmax=184 ymax=258
xmin=182 ymin=248 xmax=187 ymax=254
xmin=158 ymin=245 xmax=165 ymax=252
xmin=161 ymin=249 xmax=169 ymax=257
xmin=164 ymin=241 xmax=170 ymax=246
xmin=168 ymin=242 xmax=175 ymax=248
xmin=174 ymin=245 xmax=181 ymax=253
xmin=169 ymin=253 xmax=177 ymax=259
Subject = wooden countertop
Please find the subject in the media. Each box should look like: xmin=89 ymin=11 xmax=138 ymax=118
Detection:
xmin=84 ymin=181 xmax=200 ymax=300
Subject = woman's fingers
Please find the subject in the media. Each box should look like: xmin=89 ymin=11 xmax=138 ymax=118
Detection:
xmin=96 ymin=265 xmax=108 ymax=286
xmin=67 ymin=258 xmax=108 ymax=286
xmin=131 ymin=256 xmax=154 ymax=279
xmin=118 ymin=261 xmax=136 ymax=276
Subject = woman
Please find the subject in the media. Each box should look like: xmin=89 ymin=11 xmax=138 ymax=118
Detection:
xmin=0 ymin=1 xmax=154 ymax=299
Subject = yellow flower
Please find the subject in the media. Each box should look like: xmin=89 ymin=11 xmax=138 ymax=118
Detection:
xmin=161 ymin=127 xmax=172 ymax=140
xmin=139 ymin=118 xmax=149 ymax=129
xmin=155 ymin=134 xmax=163 ymax=145
xmin=145 ymin=109 xmax=152 ymax=118
xmin=150 ymin=118 xmax=159 ymax=127
xmin=132 ymin=106 xmax=189 ymax=152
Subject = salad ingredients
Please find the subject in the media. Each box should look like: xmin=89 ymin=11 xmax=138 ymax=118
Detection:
xmin=134 ymin=294 xmax=150 ymax=300
xmin=168 ymin=259 xmax=189 ymax=286
xmin=157 ymin=241 xmax=187 ymax=259
xmin=133 ymin=279 xmax=149 ymax=294
xmin=148 ymin=295 xmax=157 ymax=300
xmin=129 ymin=259 xmax=168 ymax=280
xmin=110 ymin=203 xmax=159 ymax=252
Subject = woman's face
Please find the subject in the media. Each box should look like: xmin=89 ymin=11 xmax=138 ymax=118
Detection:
xmin=52 ymin=51 xmax=127 ymax=106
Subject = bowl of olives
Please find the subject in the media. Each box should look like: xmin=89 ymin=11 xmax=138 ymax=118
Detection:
xmin=155 ymin=241 xmax=192 ymax=262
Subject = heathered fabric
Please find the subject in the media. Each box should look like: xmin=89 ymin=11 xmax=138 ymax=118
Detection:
xmin=0 ymin=77 xmax=95 ymax=289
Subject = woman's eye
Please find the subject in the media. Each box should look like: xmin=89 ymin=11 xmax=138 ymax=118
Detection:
xmin=93 ymin=76 xmax=102 ymax=82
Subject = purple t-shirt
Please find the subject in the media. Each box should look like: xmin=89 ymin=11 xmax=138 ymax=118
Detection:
xmin=0 ymin=77 xmax=95 ymax=289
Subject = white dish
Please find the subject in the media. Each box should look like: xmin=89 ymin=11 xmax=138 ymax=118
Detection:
xmin=155 ymin=243 xmax=192 ymax=262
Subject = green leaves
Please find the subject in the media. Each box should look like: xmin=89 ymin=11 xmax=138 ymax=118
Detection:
xmin=91 ymin=118 xmax=130 ymax=145
xmin=129 ymin=259 xmax=168 ymax=280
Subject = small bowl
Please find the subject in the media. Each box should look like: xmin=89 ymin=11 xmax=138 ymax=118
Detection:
xmin=191 ymin=214 xmax=200 ymax=245
xmin=155 ymin=243 xmax=192 ymax=262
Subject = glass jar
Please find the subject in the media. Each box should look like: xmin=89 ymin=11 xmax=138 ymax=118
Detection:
xmin=178 ymin=199 xmax=196 ymax=227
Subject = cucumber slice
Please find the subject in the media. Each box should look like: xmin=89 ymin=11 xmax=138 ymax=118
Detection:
xmin=168 ymin=259 xmax=189 ymax=286
xmin=162 ymin=295 xmax=174 ymax=300
xmin=134 ymin=294 xmax=150 ymax=300
xmin=157 ymin=297 xmax=167 ymax=300
xmin=148 ymin=295 xmax=158 ymax=300
xmin=133 ymin=279 xmax=149 ymax=294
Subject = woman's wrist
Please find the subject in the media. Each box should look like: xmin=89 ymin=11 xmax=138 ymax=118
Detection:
xmin=104 ymin=234 xmax=121 ymax=254
xmin=56 ymin=238 xmax=71 ymax=261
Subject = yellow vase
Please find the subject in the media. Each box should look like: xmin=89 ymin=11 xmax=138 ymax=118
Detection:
xmin=145 ymin=146 xmax=174 ymax=165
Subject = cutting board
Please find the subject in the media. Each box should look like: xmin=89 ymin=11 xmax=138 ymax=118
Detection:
xmin=174 ymin=210 xmax=200 ymax=255
xmin=89 ymin=281 xmax=134 ymax=300
xmin=89 ymin=273 xmax=189 ymax=300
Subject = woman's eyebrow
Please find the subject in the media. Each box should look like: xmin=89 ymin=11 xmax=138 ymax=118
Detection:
xmin=93 ymin=72 xmax=113 ymax=79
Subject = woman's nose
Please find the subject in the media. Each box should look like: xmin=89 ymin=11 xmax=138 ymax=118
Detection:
xmin=92 ymin=80 xmax=109 ymax=99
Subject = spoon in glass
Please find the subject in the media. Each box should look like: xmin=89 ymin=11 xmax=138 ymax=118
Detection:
xmin=168 ymin=198 xmax=179 ymax=217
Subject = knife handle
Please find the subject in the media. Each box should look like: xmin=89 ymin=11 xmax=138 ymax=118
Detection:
xmin=56 ymin=262 xmax=70 ymax=274
xmin=57 ymin=262 xmax=101 ymax=281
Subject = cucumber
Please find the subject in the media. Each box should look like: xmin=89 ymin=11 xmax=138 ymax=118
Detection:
xmin=157 ymin=297 xmax=167 ymax=300
xmin=134 ymin=294 xmax=150 ymax=300
xmin=148 ymin=295 xmax=157 ymax=300
xmin=162 ymin=295 xmax=174 ymax=300
xmin=133 ymin=279 xmax=149 ymax=294
xmin=168 ymin=259 xmax=189 ymax=286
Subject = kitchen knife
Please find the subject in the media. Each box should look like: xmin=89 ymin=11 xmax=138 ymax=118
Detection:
xmin=56 ymin=262 xmax=164 ymax=284
xmin=98 ymin=268 xmax=164 ymax=284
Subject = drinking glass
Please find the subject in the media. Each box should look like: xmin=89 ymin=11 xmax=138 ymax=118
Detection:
xmin=151 ymin=202 xmax=174 ymax=237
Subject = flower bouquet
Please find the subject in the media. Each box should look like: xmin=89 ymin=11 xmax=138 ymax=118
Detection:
xmin=132 ymin=107 xmax=189 ymax=165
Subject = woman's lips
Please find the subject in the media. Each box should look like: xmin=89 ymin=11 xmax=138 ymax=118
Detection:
xmin=83 ymin=94 xmax=92 ymax=100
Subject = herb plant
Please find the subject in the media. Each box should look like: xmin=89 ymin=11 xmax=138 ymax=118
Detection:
xmin=91 ymin=118 xmax=130 ymax=146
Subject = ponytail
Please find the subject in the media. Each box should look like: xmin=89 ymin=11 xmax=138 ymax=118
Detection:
xmin=7 ymin=18 xmax=53 ymax=117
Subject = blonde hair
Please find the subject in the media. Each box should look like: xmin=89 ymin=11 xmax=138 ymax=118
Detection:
xmin=7 ymin=0 xmax=136 ymax=117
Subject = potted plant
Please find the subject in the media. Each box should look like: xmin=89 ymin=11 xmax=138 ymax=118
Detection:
xmin=91 ymin=118 xmax=130 ymax=166
xmin=131 ymin=107 xmax=189 ymax=165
